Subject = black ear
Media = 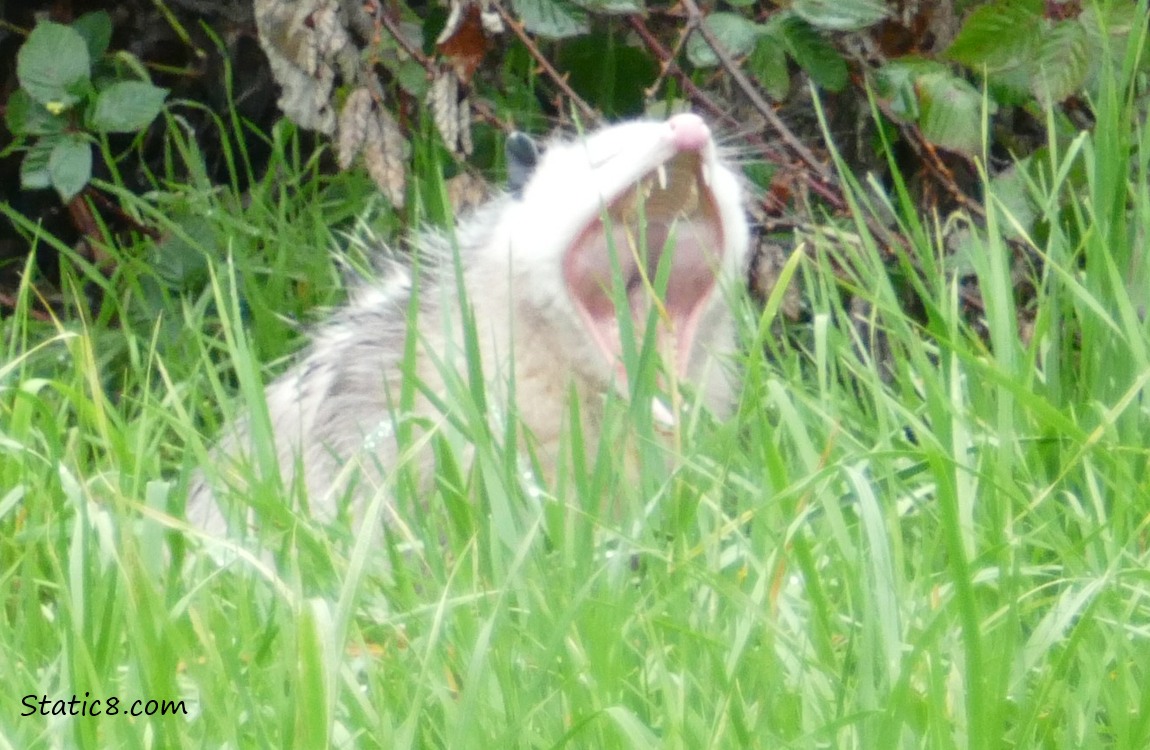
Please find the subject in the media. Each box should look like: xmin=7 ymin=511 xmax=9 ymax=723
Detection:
xmin=505 ymin=132 xmax=540 ymax=198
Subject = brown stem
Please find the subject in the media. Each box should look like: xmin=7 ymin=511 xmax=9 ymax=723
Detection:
xmin=66 ymin=192 xmax=112 ymax=268
xmin=492 ymin=1 xmax=598 ymax=124
xmin=376 ymin=4 xmax=434 ymax=69
xmin=678 ymin=0 xmax=834 ymax=185
xmin=626 ymin=15 xmax=732 ymax=128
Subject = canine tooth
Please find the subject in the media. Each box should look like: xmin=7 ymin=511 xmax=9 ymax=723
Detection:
xmin=701 ymin=162 xmax=712 ymax=188
xmin=656 ymin=164 xmax=668 ymax=190
xmin=652 ymin=397 xmax=676 ymax=428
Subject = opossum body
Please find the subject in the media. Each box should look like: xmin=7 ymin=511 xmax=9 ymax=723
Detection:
xmin=187 ymin=113 xmax=750 ymax=536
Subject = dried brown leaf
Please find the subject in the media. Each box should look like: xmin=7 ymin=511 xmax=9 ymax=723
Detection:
xmin=253 ymin=0 xmax=354 ymax=134
xmin=437 ymin=0 xmax=502 ymax=82
xmin=446 ymin=172 xmax=492 ymax=214
xmin=362 ymin=108 xmax=408 ymax=208
xmin=427 ymin=69 xmax=472 ymax=156
xmin=337 ymin=87 xmax=374 ymax=169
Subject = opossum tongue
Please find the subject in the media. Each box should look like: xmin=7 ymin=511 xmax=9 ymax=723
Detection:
xmin=563 ymin=150 xmax=724 ymax=400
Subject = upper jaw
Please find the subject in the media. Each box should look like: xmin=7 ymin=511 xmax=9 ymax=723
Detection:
xmin=561 ymin=117 xmax=733 ymax=395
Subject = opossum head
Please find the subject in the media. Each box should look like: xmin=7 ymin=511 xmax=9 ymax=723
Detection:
xmin=503 ymin=113 xmax=749 ymax=400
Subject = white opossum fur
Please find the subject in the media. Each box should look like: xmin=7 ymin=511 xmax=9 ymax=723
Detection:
xmin=186 ymin=113 xmax=750 ymax=537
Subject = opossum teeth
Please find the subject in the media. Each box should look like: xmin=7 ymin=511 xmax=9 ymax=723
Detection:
xmin=701 ymin=161 xmax=713 ymax=189
xmin=652 ymin=397 xmax=676 ymax=430
xmin=656 ymin=164 xmax=668 ymax=191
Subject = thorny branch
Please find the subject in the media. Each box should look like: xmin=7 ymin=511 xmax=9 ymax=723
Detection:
xmin=909 ymin=129 xmax=985 ymax=218
xmin=627 ymin=12 xmax=846 ymax=213
xmin=844 ymin=46 xmax=984 ymax=220
xmin=375 ymin=5 xmax=432 ymax=68
xmin=492 ymin=1 xmax=598 ymax=124
xmin=625 ymin=15 xmax=733 ymax=129
xmin=678 ymin=0 xmax=834 ymax=186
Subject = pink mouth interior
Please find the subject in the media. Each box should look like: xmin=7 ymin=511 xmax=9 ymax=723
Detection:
xmin=562 ymin=150 xmax=725 ymax=390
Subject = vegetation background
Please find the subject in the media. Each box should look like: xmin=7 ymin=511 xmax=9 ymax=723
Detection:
xmin=1 ymin=0 xmax=1149 ymax=746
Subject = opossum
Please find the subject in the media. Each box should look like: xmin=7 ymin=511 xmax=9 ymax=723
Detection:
xmin=186 ymin=113 xmax=750 ymax=537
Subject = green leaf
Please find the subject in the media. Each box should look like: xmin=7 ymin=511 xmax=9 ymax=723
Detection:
xmin=945 ymin=0 xmax=1042 ymax=72
xmin=575 ymin=0 xmax=644 ymax=14
xmin=511 ymin=0 xmax=589 ymax=39
xmin=743 ymin=161 xmax=778 ymax=191
xmin=394 ymin=58 xmax=431 ymax=99
xmin=1030 ymin=20 xmax=1090 ymax=104
xmin=19 ymin=140 xmax=55 ymax=190
xmin=1079 ymin=1 xmax=1139 ymax=41
xmin=16 ymin=21 xmax=91 ymax=110
xmin=1078 ymin=3 xmax=1141 ymax=98
xmin=556 ymin=34 xmax=657 ymax=117
xmin=73 ymin=11 xmax=113 ymax=61
xmin=792 ymin=0 xmax=888 ymax=32
xmin=150 ymin=215 xmax=214 ymax=288
xmin=89 ymin=80 xmax=169 ymax=133
xmin=687 ymin=13 xmax=764 ymax=68
xmin=989 ymin=160 xmax=1038 ymax=241
xmin=874 ymin=58 xmax=932 ymax=119
xmin=48 ymin=135 xmax=92 ymax=201
xmin=5 ymin=88 xmax=65 ymax=137
xmin=875 ymin=58 xmax=986 ymax=155
xmin=773 ymin=13 xmax=848 ymax=92
xmin=749 ymin=33 xmax=790 ymax=100
xmin=916 ymin=71 xmax=984 ymax=156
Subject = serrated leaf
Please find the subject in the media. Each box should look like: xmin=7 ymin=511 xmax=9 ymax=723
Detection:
xmin=773 ymin=13 xmax=847 ymax=92
xmin=1030 ymin=20 xmax=1089 ymax=104
xmin=875 ymin=58 xmax=987 ymax=155
xmin=989 ymin=160 xmax=1038 ymax=240
xmin=511 ymin=0 xmax=589 ymax=39
xmin=151 ymin=214 xmax=214 ymax=287
xmin=89 ymin=80 xmax=168 ymax=133
xmin=749 ymin=34 xmax=790 ymax=100
xmin=687 ymin=13 xmax=764 ymax=68
xmin=16 ymin=21 xmax=91 ymax=109
xmin=576 ymin=0 xmax=644 ymax=13
xmin=945 ymin=0 xmax=1043 ymax=72
xmin=73 ymin=11 xmax=113 ymax=61
xmin=5 ymin=89 xmax=65 ymax=137
xmin=1078 ymin=3 xmax=1141 ymax=98
xmin=874 ymin=58 xmax=949 ymax=119
xmin=20 ymin=140 xmax=55 ymax=190
xmin=916 ymin=71 xmax=984 ymax=156
xmin=1080 ymin=1 xmax=1138 ymax=39
xmin=48 ymin=136 xmax=92 ymax=201
xmin=792 ymin=0 xmax=887 ymax=32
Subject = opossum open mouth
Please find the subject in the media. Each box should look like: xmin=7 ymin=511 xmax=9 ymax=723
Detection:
xmin=562 ymin=128 xmax=725 ymax=398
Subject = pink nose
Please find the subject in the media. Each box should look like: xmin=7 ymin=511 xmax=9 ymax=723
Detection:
xmin=667 ymin=113 xmax=711 ymax=151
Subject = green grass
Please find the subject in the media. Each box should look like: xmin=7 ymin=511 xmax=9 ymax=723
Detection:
xmin=4 ymin=56 xmax=1150 ymax=750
